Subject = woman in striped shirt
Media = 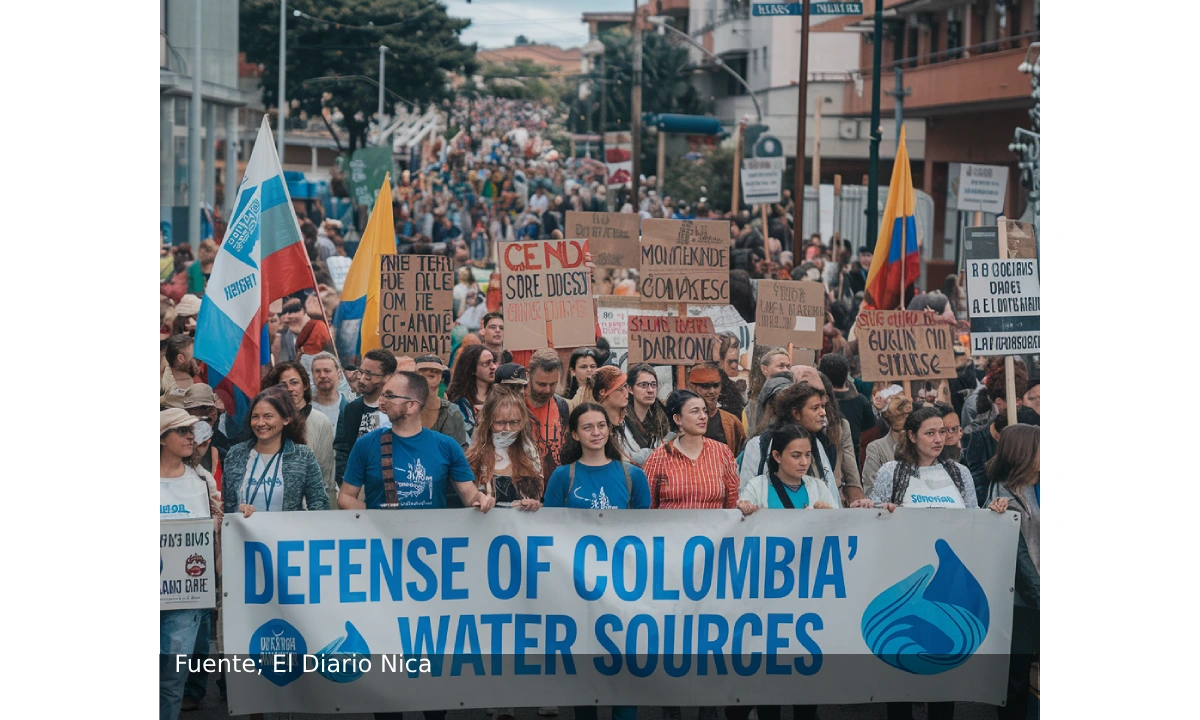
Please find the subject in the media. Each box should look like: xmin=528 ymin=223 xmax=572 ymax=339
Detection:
xmin=644 ymin=390 xmax=743 ymax=511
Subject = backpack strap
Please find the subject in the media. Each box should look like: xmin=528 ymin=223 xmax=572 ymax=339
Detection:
xmin=757 ymin=434 xmax=771 ymax=476
xmin=380 ymin=431 xmax=399 ymax=508
xmin=621 ymin=461 xmax=633 ymax=499
xmin=565 ymin=462 xmax=576 ymax=506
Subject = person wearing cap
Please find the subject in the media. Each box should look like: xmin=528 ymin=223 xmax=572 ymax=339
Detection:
xmin=263 ymin=361 xmax=339 ymax=507
xmin=689 ymin=363 xmax=747 ymax=458
xmin=183 ymin=383 xmax=230 ymax=467
xmin=338 ymin=371 xmax=494 ymax=514
xmin=525 ymin=349 xmax=570 ymax=485
xmin=415 ymin=353 xmax=469 ymax=450
xmin=160 ymin=408 xmax=222 ymax=720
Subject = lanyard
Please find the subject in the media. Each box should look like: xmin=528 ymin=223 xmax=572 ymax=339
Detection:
xmin=246 ymin=451 xmax=282 ymax=510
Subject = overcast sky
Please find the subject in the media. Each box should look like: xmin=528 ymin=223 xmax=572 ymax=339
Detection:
xmin=442 ymin=0 xmax=641 ymax=50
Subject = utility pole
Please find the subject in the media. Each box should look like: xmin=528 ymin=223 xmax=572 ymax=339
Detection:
xmin=188 ymin=0 xmax=202 ymax=252
xmin=277 ymin=0 xmax=287 ymax=163
xmin=812 ymin=97 xmax=823 ymax=192
xmin=630 ymin=0 xmax=643 ymax=208
xmin=378 ymin=45 xmax=388 ymax=145
xmin=599 ymin=53 xmax=608 ymax=209
xmin=885 ymin=67 xmax=911 ymax=153
xmin=866 ymin=0 xmax=884 ymax=255
xmin=792 ymin=0 xmax=811 ymax=260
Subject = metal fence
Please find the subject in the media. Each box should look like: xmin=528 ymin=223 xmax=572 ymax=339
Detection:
xmin=799 ymin=185 xmax=936 ymax=257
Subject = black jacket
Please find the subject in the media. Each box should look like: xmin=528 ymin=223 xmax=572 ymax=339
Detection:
xmin=834 ymin=388 xmax=875 ymax=470
xmin=334 ymin=397 xmax=383 ymax=484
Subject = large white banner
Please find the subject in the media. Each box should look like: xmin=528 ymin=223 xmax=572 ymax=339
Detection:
xmin=221 ymin=509 xmax=1020 ymax=714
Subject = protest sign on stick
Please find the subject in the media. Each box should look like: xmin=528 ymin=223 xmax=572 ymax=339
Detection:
xmin=499 ymin=239 xmax=595 ymax=351
xmin=566 ymin=212 xmax=640 ymax=270
xmin=378 ymin=254 xmax=454 ymax=362
xmin=856 ymin=310 xmax=957 ymax=382
xmin=755 ymin=280 xmax=826 ymax=351
xmin=627 ymin=315 xmax=717 ymax=365
xmin=639 ymin=219 xmax=730 ymax=305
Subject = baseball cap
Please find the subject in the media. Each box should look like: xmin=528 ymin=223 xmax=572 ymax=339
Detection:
xmin=160 ymin=408 xmax=200 ymax=436
xmin=495 ymin=363 xmax=529 ymax=385
xmin=183 ymin=383 xmax=217 ymax=409
xmin=415 ymin=355 xmax=448 ymax=373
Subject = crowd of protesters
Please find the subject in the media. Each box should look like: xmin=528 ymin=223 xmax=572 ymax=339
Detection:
xmin=159 ymin=95 xmax=1039 ymax=720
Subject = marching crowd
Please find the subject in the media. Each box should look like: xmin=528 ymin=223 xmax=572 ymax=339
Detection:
xmin=159 ymin=96 xmax=1040 ymax=720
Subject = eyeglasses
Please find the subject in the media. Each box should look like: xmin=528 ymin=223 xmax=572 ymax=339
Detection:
xmin=359 ymin=368 xmax=387 ymax=379
xmin=168 ymin=427 xmax=194 ymax=436
xmin=945 ymin=426 xmax=962 ymax=435
xmin=635 ymin=381 xmax=658 ymax=390
xmin=492 ymin=419 xmax=522 ymax=430
xmin=380 ymin=393 xmax=419 ymax=404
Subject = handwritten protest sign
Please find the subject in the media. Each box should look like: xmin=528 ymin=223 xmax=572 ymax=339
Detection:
xmin=500 ymin=239 xmax=595 ymax=351
xmin=856 ymin=310 xmax=956 ymax=382
xmin=639 ymin=219 xmax=730 ymax=305
xmin=160 ymin=518 xmax=215 ymax=610
xmin=597 ymin=297 xmax=670 ymax=349
xmin=627 ymin=315 xmax=717 ymax=365
xmin=566 ymin=212 xmax=640 ymax=270
xmin=966 ymin=259 xmax=1040 ymax=355
xmin=379 ymin=255 xmax=454 ymax=362
xmin=755 ymin=280 xmax=826 ymax=350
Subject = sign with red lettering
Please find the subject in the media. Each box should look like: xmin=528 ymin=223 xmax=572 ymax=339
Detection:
xmin=639 ymin=219 xmax=730 ymax=305
xmin=378 ymin=254 xmax=454 ymax=362
xmin=755 ymin=280 xmax=826 ymax=351
xmin=627 ymin=315 xmax=718 ymax=365
xmin=856 ymin=310 xmax=956 ymax=382
xmin=499 ymin=240 xmax=595 ymax=351
xmin=566 ymin=212 xmax=641 ymax=270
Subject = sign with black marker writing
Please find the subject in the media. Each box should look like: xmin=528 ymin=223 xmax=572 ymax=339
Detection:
xmin=639 ymin=219 xmax=730 ymax=305
xmin=378 ymin=254 xmax=454 ymax=362
xmin=627 ymin=315 xmax=717 ymax=365
xmin=500 ymin=240 xmax=595 ymax=351
xmin=966 ymin=259 xmax=1040 ymax=355
xmin=856 ymin=310 xmax=956 ymax=382
xmin=566 ymin=212 xmax=641 ymax=270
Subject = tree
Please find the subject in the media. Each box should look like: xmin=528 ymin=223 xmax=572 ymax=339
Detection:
xmin=664 ymin=144 xmax=736 ymax=212
xmin=514 ymin=35 xmax=532 ymax=46
xmin=240 ymin=0 xmax=477 ymax=152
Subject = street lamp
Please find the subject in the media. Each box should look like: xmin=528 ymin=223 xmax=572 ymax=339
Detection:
xmin=582 ymin=37 xmax=607 ymax=181
xmin=645 ymin=16 xmax=762 ymax=123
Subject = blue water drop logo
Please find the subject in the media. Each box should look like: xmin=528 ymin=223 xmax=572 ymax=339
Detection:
xmin=315 ymin=621 xmax=371 ymax=683
xmin=249 ymin=619 xmax=307 ymax=687
xmin=861 ymin=539 xmax=990 ymax=675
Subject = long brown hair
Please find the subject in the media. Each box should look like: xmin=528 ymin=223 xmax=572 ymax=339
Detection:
xmin=466 ymin=392 xmax=542 ymax=494
xmin=985 ymin=424 xmax=1040 ymax=492
xmin=249 ymin=386 xmax=306 ymax=446
xmin=447 ymin=344 xmax=491 ymax=406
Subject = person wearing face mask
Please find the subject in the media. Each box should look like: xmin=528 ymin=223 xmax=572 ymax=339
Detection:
xmin=466 ymin=392 xmax=543 ymax=510
xmin=622 ymin=364 xmax=672 ymax=467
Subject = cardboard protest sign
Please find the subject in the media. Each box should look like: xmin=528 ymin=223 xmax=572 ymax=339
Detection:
xmin=597 ymin=297 xmax=670 ymax=350
xmin=627 ymin=315 xmax=717 ymax=365
xmin=1002 ymin=220 xmax=1038 ymax=259
xmin=856 ymin=310 xmax=957 ymax=382
xmin=160 ymin=518 xmax=215 ymax=610
xmin=566 ymin=212 xmax=640 ymax=270
xmin=639 ymin=219 xmax=731 ymax=305
xmin=378 ymin=254 xmax=454 ymax=362
xmin=755 ymin=280 xmax=826 ymax=350
xmin=499 ymin=239 xmax=595 ymax=351
xmin=966 ymin=259 xmax=1040 ymax=355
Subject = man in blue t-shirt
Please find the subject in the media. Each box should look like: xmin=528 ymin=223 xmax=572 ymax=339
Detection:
xmin=338 ymin=371 xmax=495 ymax=513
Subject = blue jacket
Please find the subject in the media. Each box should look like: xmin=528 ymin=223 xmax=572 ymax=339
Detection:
xmin=222 ymin=438 xmax=329 ymax=513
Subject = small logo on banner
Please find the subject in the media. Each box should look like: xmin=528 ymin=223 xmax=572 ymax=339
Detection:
xmin=315 ymin=621 xmax=371 ymax=683
xmin=860 ymin=539 xmax=990 ymax=675
xmin=184 ymin=553 xmax=206 ymax=577
xmin=250 ymin=619 xmax=307 ymax=687
xmin=223 ymin=187 xmax=261 ymax=270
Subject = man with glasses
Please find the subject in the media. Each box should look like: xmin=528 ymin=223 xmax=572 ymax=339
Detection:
xmin=334 ymin=348 xmax=397 ymax=485
xmin=338 ymin=371 xmax=495 ymax=513
xmin=689 ymin=363 xmax=746 ymax=457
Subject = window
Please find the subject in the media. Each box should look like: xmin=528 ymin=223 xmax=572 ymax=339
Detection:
xmin=174 ymin=96 xmax=188 ymax=126
xmin=763 ymin=46 xmax=768 ymax=68
xmin=725 ymin=55 xmax=748 ymax=96
xmin=752 ymin=49 xmax=758 ymax=71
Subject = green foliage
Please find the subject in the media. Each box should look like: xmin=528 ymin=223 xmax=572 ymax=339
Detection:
xmin=240 ymin=0 xmax=477 ymax=152
xmin=663 ymin=144 xmax=736 ymax=211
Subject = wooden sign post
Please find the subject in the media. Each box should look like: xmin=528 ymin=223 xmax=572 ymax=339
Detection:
xmin=998 ymin=216 xmax=1018 ymax=428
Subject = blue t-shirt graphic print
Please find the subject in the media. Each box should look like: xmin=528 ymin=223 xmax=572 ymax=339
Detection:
xmin=343 ymin=427 xmax=474 ymax=509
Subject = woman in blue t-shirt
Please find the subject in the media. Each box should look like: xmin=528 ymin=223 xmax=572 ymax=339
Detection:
xmin=545 ymin=403 xmax=650 ymax=510
xmin=543 ymin=401 xmax=644 ymax=720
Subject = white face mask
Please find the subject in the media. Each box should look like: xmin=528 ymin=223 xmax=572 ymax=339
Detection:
xmin=493 ymin=430 xmax=518 ymax=449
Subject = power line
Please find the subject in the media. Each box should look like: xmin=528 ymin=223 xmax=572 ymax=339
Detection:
xmin=290 ymin=1 xmax=437 ymax=31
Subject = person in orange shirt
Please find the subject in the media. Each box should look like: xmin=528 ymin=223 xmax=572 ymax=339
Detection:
xmin=282 ymin=298 xmax=332 ymax=358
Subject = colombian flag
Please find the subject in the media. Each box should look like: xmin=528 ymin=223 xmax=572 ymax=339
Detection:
xmin=195 ymin=117 xmax=319 ymax=399
xmin=334 ymin=173 xmax=394 ymax=357
xmin=864 ymin=126 xmax=920 ymax=311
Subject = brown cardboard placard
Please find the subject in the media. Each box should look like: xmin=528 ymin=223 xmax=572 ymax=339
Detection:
xmin=378 ymin=254 xmax=454 ymax=362
xmin=566 ymin=212 xmax=641 ymax=270
xmin=627 ymin=315 xmax=717 ymax=365
xmin=638 ymin=218 xmax=730 ymax=305
xmin=856 ymin=310 xmax=957 ymax=382
xmin=755 ymin=280 xmax=826 ymax=351
xmin=1003 ymin=220 xmax=1039 ymax=259
xmin=499 ymin=239 xmax=595 ymax=351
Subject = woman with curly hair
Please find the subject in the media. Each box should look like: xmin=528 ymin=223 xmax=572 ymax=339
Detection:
xmin=466 ymin=392 xmax=543 ymax=510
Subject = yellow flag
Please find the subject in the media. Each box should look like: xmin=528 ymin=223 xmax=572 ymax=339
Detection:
xmin=338 ymin=174 xmax=394 ymax=356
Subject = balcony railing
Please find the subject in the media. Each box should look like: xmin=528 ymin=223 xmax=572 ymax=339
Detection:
xmin=692 ymin=3 xmax=750 ymax=37
xmin=858 ymin=32 xmax=1039 ymax=78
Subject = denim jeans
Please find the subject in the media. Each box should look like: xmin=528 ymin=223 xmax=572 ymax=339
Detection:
xmin=183 ymin=609 xmax=212 ymax=701
xmin=160 ymin=608 xmax=205 ymax=720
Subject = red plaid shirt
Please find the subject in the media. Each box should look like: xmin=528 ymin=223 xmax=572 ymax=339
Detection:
xmin=644 ymin=438 xmax=740 ymax=509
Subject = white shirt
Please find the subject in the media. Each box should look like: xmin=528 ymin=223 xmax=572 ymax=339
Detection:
xmin=903 ymin=465 xmax=967 ymax=509
xmin=161 ymin=467 xmax=211 ymax=519
xmin=529 ymin=193 xmax=550 ymax=213
xmin=243 ymin=450 xmax=285 ymax=512
xmin=312 ymin=397 xmax=342 ymax=430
